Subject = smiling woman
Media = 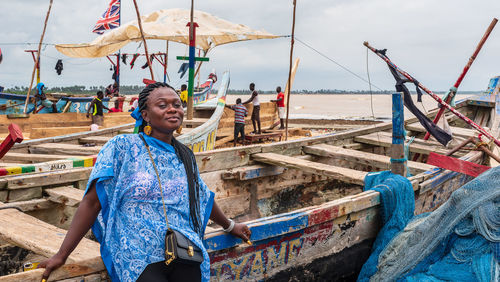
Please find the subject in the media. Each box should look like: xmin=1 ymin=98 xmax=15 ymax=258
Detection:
xmin=38 ymin=82 xmax=251 ymax=282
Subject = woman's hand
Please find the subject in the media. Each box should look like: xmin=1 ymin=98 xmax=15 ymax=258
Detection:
xmin=38 ymin=253 xmax=67 ymax=280
xmin=230 ymin=223 xmax=252 ymax=243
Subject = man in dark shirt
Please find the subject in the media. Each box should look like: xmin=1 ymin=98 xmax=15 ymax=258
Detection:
xmin=87 ymin=91 xmax=109 ymax=126
xmin=242 ymin=83 xmax=261 ymax=134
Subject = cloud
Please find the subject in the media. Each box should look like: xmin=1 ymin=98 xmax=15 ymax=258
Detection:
xmin=1 ymin=0 xmax=500 ymax=92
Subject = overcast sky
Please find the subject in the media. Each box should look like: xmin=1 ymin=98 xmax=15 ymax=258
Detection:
xmin=1 ymin=0 xmax=500 ymax=91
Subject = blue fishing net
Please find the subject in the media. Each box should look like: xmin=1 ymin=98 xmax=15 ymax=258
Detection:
xmin=358 ymin=166 xmax=500 ymax=282
xmin=357 ymin=171 xmax=415 ymax=282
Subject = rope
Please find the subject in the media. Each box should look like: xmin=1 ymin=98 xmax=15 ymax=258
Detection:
xmin=366 ymin=48 xmax=376 ymax=120
xmin=294 ymin=36 xmax=383 ymax=91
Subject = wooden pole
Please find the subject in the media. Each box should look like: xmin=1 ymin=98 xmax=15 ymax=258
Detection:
xmin=186 ymin=0 xmax=198 ymax=120
xmin=391 ymin=92 xmax=406 ymax=176
xmin=423 ymin=18 xmax=497 ymax=141
xmin=285 ymin=0 xmax=297 ymax=141
xmin=132 ymin=0 xmax=154 ymax=81
xmin=164 ymin=41 xmax=169 ymax=83
xmin=23 ymin=0 xmax=53 ymax=114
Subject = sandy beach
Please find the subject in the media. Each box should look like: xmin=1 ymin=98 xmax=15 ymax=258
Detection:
xmin=226 ymin=93 xmax=473 ymax=120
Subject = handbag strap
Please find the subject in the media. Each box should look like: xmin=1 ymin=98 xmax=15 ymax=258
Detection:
xmin=139 ymin=134 xmax=170 ymax=229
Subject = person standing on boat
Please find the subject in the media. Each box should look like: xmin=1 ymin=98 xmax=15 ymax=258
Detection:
xmin=271 ymin=86 xmax=285 ymax=130
xmin=105 ymin=82 xmax=119 ymax=97
xmin=39 ymin=82 xmax=251 ymax=282
xmin=225 ymin=98 xmax=248 ymax=147
xmin=86 ymin=91 xmax=109 ymax=126
xmin=108 ymin=100 xmax=122 ymax=113
xmin=243 ymin=82 xmax=261 ymax=134
xmin=180 ymin=84 xmax=188 ymax=108
xmin=35 ymin=82 xmax=58 ymax=113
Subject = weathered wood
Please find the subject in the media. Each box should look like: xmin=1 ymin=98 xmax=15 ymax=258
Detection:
xmin=426 ymin=152 xmax=491 ymax=177
xmin=354 ymin=132 xmax=448 ymax=155
xmin=183 ymin=118 xmax=210 ymax=127
xmin=0 ymin=198 xmax=55 ymax=212
xmin=29 ymin=126 xmax=92 ymax=139
xmin=46 ymin=186 xmax=85 ymax=207
xmin=2 ymin=152 xmax=79 ymax=162
xmin=78 ymin=136 xmax=112 ymax=145
xmin=1 ymin=167 xmax=92 ymax=190
xmin=0 ymin=207 xmax=101 ymax=262
xmin=222 ymin=164 xmax=285 ymax=180
xmin=29 ymin=143 xmax=102 ymax=155
xmin=391 ymin=93 xmax=406 ymax=176
xmin=215 ymin=135 xmax=234 ymax=147
xmin=252 ymin=153 xmax=367 ymax=186
xmin=8 ymin=187 xmax=42 ymax=202
xmin=303 ymin=144 xmax=434 ymax=175
xmin=406 ymin=122 xmax=477 ymax=139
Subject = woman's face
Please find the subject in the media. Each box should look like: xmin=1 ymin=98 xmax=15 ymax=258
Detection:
xmin=142 ymin=87 xmax=184 ymax=134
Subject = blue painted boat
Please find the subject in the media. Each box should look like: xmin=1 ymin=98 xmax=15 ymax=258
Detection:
xmin=0 ymin=77 xmax=215 ymax=115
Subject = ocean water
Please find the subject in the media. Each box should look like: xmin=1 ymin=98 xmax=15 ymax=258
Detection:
xmin=226 ymin=94 xmax=473 ymax=120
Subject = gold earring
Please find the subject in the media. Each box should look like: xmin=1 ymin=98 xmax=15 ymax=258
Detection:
xmin=144 ymin=122 xmax=152 ymax=136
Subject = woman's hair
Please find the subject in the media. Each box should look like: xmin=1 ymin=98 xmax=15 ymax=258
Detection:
xmin=138 ymin=82 xmax=203 ymax=236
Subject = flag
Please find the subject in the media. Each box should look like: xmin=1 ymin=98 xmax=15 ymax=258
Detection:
xmin=92 ymin=0 xmax=120 ymax=35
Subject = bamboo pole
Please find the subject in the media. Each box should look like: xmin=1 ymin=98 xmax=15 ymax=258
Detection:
xmin=364 ymin=41 xmax=500 ymax=148
xmin=285 ymin=0 xmax=297 ymax=141
xmin=23 ymin=0 xmax=54 ymax=114
xmin=423 ymin=18 xmax=497 ymax=140
xmin=132 ymin=0 xmax=154 ymax=81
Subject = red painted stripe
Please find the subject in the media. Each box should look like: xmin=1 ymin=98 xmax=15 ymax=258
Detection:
xmin=0 ymin=168 xmax=7 ymax=176
xmin=427 ymin=152 xmax=491 ymax=177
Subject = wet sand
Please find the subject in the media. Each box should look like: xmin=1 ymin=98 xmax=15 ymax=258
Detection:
xmin=226 ymin=94 xmax=472 ymax=120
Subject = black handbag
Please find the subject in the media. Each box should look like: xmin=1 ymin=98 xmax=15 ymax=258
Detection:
xmin=140 ymin=135 xmax=203 ymax=267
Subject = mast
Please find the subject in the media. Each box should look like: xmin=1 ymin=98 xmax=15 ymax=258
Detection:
xmin=23 ymin=0 xmax=54 ymax=114
xmin=116 ymin=0 xmax=121 ymax=88
xmin=132 ymin=0 xmax=154 ymax=81
xmin=186 ymin=0 xmax=198 ymax=120
xmin=285 ymin=0 xmax=297 ymax=140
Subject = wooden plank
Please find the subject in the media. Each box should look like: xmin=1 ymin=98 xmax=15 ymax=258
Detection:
xmin=183 ymin=118 xmax=209 ymax=127
xmin=1 ymin=167 xmax=92 ymax=190
xmin=29 ymin=126 xmax=92 ymax=139
xmin=29 ymin=143 xmax=102 ymax=155
xmin=79 ymin=136 xmax=112 ymax=145
xmin=0 ymin=198 xmax=56 ymax=212
xmin=0 ymin=206 xmax=101 ymax=262
xmin=222 ymin=164 xmax=285 ymax=180
xmin=426 ymin=152 xmax=490 ymax=177
xmin=0 ymin=204 xmax=104 ymax=281
xmin=354 ymin=132 xmax=448 ymax=155
xmin=406 ymin=122 xmax=477 ymax=139
xmin=304 ymin=144 xmax=435 ymax=175
xmin=46 ymin=186 xmax=85 ymax=206
xmin=252 ymin=153 xmax=366 ymax=186
xmin=2 ymin=152 xmax=79 ymax=162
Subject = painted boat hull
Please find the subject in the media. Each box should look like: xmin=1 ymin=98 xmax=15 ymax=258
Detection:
xmin=0 ymin=81 xmax=214 ymax=115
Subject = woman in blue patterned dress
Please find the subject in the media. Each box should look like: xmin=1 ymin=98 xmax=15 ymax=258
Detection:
xmin=39 ymin=82 xmax=251 ymax=281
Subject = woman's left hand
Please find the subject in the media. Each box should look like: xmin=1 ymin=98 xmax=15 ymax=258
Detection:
xmin=230 ymin=223 xmax=252 ymax=242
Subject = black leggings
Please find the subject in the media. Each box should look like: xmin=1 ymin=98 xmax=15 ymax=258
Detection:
xmin=136 ymin=261 xmax=201 ymax=282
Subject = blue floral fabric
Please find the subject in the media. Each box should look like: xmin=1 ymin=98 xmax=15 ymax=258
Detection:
xmin=85 ymin=133 xmax=214 ymax=282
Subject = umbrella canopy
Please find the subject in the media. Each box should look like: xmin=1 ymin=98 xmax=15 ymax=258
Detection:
xmin=55 ymin=8 xmax=280 ymax=58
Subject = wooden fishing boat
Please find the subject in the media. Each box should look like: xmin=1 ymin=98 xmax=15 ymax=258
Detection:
xmin=0 ymin=72 xmax=231 ymax=172
xmin=1 ymin=76 xmax=498 ymax=280
xmin=0 ymin=74 xmax=216 ymax=116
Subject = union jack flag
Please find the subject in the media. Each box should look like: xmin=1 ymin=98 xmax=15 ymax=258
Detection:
xmin=92 ymin=0 xmax=120 ymax=34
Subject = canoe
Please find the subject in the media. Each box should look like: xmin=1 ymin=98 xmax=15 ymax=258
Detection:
xmin=1 ymin=77 xmax=498 ymax=280
xmin=0 ymin=74 xmax=216 ymax=115
xmin=0 ymin=72 xmax=233 ymax=158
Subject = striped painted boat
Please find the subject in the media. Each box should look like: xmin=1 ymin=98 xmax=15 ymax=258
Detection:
xmin=0 ymin=77 xmax=498 ymax=281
